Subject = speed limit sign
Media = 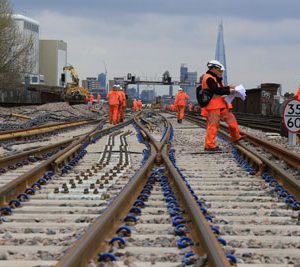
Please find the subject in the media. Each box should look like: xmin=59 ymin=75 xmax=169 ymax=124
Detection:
xmin=283 ymin=99 xmax=300 ymax=133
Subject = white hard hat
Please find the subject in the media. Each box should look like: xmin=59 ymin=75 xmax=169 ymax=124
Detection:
xmin=207 ymin=60 xmax=225 ymax=71
xmin=178 ymin=87 xmax=183 ymax=91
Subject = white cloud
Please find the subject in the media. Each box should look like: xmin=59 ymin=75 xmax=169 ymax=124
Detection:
xmin=34 ymin=9 xmax=300 ymax=95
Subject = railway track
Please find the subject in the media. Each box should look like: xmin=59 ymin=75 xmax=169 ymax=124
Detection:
xmin=165 ymin=113 xmax=300 ymax=266
xmin=0 ymin=120 xmax=105 ymax=192
xmin=187 ymin=111 xmax=283 ymax=135
xmin=0 ymin=110 xmax=298 ymax=266
xmin=0 ymin=119 xmax=100 ymax=143
xmin=0 ymin=117 xmax=148 ymax=266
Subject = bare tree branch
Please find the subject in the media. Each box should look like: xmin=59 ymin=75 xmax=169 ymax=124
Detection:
xmin=0 ymin=0 xmax=34 ymax=87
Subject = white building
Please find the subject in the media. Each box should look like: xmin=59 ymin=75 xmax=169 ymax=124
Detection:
xmin=12 ymin=14 xmax=42 ymax=84
xmin=39 ymin=40 xmax=67 ymax=86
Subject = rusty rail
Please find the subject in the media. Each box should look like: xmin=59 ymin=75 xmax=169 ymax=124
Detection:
xmin=0 ymin=139 xmax=75 ymax=169
xmin=57 ymin=113 xmax=230 ymax=267
xmin=56 ymin=144 xmax=157 ymax=267
xmin=185 ymin=113 xmax=300 ymax=201
xmin=0 ymin=119 xmax=99 ymax=141
xmin=0 ymin=118 xmax=129 ymax=206
xmin=161 ymin=145 xmax=231 ymax=267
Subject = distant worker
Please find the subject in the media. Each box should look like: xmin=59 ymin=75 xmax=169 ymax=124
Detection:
xmin=169 ymin=103 xmax=175 ymax=112
xmin=107 ymin=85 xmax=120 ymax=124
xmin=174 ymin=88 xmax=189 ymax=123
xmin=97 ymin=93 xmax=101 ymax=104
xmin=89 ymin=93 xmax=94 ymax=109
xmin=118 ymin=86 xmax=126 ymax=122
xmin=137 ymin=99 xmax=142 ymax=111
xmin=201 ymin=60 xmax=241 ymax=151
xmin=188 ymin=103 xmax=193 ymax=112
xmin=133 ymin=99 xmax=138 ymax=111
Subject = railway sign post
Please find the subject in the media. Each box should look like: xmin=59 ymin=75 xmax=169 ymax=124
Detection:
xmin=283 ymin=99 xmax=300 ymax=146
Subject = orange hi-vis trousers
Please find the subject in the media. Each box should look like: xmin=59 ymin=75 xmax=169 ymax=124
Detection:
xmin=205 ymin=108 xmax=241 ymax=149
xmin=117 ymin=105 xmax=125 ymax=122
xmin=176 ymin=105 xmax=185 ymax=120
xmin=109 ymin=104 xmax=119 ymax=125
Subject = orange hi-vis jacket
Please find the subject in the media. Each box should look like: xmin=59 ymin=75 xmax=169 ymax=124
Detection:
xmin=175 ymin=91 xmax=189 ymax=106
xmin=137 ymin=100 xmax=142 ymax=110
xmin=120 ymin=91 xmax=126 ymax=107
xmin=107 ymin=91 xmax=120 ymax=105
xmin=89 ymin=94 xmax=94 ymax=103
xmin=201 ymin=73 xmax=228 ymax=110
xmin=117 ymin=91 xmax=123 ymax=106
xmin=133 ymin=100 xmax=138 ymax=110
xmin=97 ymin=94 xmax=101 ymax=103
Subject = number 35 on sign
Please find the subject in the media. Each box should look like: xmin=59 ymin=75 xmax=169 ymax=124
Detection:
xmin=283 ymin=99 xmax=300 ymax=133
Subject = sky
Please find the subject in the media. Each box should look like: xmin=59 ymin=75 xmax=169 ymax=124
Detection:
xmin=10 ymin=0 xmax=300 ymax=95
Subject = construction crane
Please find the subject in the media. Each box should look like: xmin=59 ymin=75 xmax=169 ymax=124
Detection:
xmin=62 ymin=65 xmax=89 ymax=104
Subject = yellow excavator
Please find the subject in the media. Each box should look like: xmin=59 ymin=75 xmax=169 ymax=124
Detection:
xmin=62 ymin=65 xmax=89 ymax=104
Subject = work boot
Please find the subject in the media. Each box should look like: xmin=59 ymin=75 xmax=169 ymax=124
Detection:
xmin=177 ymin=119 xmax=180 ymax=123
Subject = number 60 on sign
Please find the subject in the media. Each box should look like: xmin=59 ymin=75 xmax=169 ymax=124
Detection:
xmin=283 ymin=99 xmax=300 ymax=133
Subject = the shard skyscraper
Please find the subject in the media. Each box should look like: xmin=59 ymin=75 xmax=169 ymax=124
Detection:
xmin=215 ymin=22 xmax=228 ymax=85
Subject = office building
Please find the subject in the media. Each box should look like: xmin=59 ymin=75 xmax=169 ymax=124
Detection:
xmin=12 ymin=14 xmax=41 ymax=83
xmin=84 ymin=77 xmax=100 ymax=97
xmin=39 ymin=40 xmax=67 ymax=86
xmin=215 ymin=22 xmax=228 ymax=85
xmin=98 ymin=73 xmax=106 ymax=90
xmin=180 ymin=64 xmax=188 ymax=83
xmin=127 ymin=87 xmax=137 ymax=99
xmin=179 ymin=64 xmax=197 ymax=102
xmin=140 ymin=89 xmax=156 ymax=103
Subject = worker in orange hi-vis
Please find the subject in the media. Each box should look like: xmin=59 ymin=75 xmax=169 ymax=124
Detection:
xmin=116 ymin=86 xmax=122 ymax=123
xmin=137 ymin=99 xmax=142 ymax=111
xmin=201 ymin=60 xmax=241 ymax=151
xmin=118 ymin=86 xmax=126 ymax=122
xmin=97 ymin=93 xmax=101 ymax=104
xmin=121 ymin=87 xmax=127 ymax=121
xmin=188 ymin=103 xmax=193 ymax=112
xmin=169 ymin=103 xmax=175 ymax=112
xmin=89 ymin=93 xmax=94 ymax=109
xmin=133 ymin=99 xmax=138 ymax=111
xmin=107 ymin=85 xmax=120 ymax=124
xmin=174 ymin=87 xmax=190 ymax=123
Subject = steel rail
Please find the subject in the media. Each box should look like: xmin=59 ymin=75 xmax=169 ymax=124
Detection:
xmin=185 ymin=114 xmax=300 ymax=200
xmin=0 ymin=138 xmax=75 ymax=169
xmin=0 ymin=118 xmax=129 ymax=206
xmin=242 ymin=133 xmax=300 ymax=170
xmin=0 ymin=119 xmax=99 ymax=141
xmin=161 ymin=145 xmax=231 ymax=267
xmin=57 ymin=114 xmax=231 ymax=267
xmin=239 ymin=143 xmax=300 ymax=199
xmin=185 ymin=114 xmax=300 ymax=170
xmin=56 ymin=144 xmax=157 ymax=267
xmin=56 ymin=113 xmax=170 ymax=267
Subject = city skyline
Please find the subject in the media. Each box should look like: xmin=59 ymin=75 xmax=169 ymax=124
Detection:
xmin=11 ymin=0 xmax=300 ymax=95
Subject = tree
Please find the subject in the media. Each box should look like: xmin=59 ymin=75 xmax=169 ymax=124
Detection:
xmin=0 ymin=0 xmax=34 ymax=87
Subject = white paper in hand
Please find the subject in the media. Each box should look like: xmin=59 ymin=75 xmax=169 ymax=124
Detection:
xmin=224 ymin=84 xmax=246 ymax=104
xmin=234 ymin=84 xmax=246 ymax=101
